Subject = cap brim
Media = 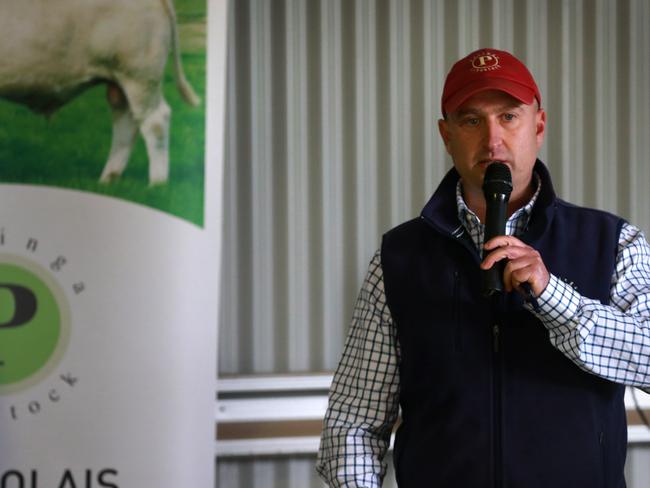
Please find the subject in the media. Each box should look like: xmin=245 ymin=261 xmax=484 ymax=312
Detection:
xmin=443 ymin=78 xmax=537 ymax=115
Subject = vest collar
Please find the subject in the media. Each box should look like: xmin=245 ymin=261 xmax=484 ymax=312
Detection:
xmin=420 ymin=159 xmax=557 ymax=243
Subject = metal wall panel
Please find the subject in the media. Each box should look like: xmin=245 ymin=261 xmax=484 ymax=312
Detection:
xmin=221 ymin=0 xmax=650 ymax=375
xmin=219 ymin=0 xmax=650 ymax=482
xmin=216 ymin=448 xmax=650 ymax=487
xmin=217 ymin=0 xmax=650 ymax=488
xmin=216 ymin=455 xmax=398 ymax=488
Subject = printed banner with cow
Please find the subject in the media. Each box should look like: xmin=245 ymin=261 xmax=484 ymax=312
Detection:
xmin=0 ymin=0 xmax=225 ymax=486
xmin=0 ymin=0 xmax=207 ymax=227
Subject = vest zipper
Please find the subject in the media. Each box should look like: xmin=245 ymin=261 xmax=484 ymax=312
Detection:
xmin=492 ymin=322 xmax=503 ymax=488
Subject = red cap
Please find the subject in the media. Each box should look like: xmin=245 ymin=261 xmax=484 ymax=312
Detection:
xmin=441 ymin=48 xmax=541 ymax=116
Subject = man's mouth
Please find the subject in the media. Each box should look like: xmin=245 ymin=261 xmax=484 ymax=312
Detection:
xmin=478 ymin=159 xmax=508 ymax=168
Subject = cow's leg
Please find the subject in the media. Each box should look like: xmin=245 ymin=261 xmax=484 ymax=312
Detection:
xmin=139 ymin=97 xmax=171 ymax=185
xmin=118 ymin=79 xmax=171 ymax=185
xmin=100 ymin=83 xmax=138 ymax=183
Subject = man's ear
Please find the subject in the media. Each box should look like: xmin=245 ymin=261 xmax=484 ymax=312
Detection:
xmin=535 ymin=109 xmax=546 ymax=148
xmin=438 ymin=118 xmax=452 ymax=153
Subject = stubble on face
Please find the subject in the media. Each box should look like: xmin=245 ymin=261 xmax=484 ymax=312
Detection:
xmin=438 ymin=90 xmax=546 ymax=219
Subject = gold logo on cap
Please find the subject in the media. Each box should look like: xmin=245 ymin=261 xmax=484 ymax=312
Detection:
xmin=471 ymin=53 xmax=500 ymax=72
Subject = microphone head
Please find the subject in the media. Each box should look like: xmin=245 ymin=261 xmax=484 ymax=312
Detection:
xmin=482 ymin=162 xmax=513 ymax=197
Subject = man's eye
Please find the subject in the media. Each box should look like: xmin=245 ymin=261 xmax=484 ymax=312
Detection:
xmin=503 ymin=113 xmax=516 ymax=121
xmin=464 ymin=118 xmax=480 ymax=126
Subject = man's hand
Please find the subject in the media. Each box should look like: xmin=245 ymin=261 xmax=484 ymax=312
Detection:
xmin=481 ymin=236 xmax=550 ymax=297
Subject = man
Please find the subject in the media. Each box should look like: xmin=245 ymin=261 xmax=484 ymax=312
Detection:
xmin=316 ymin=48 xmax=650 ymax=487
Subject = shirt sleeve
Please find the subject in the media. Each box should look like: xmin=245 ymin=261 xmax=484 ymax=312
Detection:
xmin=316 ymin=250 xmax=401 ymax=487
xmin=530 ymin=222 xmax=650 ymax=388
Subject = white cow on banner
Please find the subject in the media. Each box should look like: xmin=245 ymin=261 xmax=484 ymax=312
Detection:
xmin=0 ymin=0 xmax=200 ymax=185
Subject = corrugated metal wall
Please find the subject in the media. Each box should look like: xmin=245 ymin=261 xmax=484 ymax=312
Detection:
xmin=220 ymin=0 xmax=650 ymax=375
xmin=219 ymin=0 xmax=650 ymax=485
xmin=216 ymin=449 xmax=650 ymax=487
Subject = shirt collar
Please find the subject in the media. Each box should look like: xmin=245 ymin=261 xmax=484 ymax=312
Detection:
xmin=456 ymin=172 xmax=542 ymax=249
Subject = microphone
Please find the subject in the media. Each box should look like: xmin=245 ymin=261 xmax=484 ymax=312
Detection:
xmin=481 ymin=162 xmax=512 ymax=296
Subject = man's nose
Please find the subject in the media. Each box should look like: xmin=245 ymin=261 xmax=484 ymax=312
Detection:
xmin=484 ymin=119 xmax=503 ymax=151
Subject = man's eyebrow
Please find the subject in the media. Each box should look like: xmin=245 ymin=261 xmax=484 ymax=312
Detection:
xmin=454 ymin=108 xmax=479 ymax=117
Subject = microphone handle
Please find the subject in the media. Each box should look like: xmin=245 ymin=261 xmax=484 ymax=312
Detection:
xmin=482 ymin=192 xmax=509 ymax=296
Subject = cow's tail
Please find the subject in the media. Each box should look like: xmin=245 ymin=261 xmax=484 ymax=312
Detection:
xmin=161 ymin=0 xmax=201 ymax=107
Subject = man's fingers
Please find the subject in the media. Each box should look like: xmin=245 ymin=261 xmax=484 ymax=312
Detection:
xmin=484 ymin=235 xmax=526 ymax=250
xmin=503 ymin=257 xmax=536 ymax=292
xmin=480 ymin=245 xmax=529 ymax=270
xmin=503 ymin=255 xmax=549 ymax=296
xmin=481 ymin=242 xmax=550 ymax=296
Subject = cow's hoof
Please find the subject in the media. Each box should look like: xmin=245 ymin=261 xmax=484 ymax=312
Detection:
xmin=148 ymin=179 xmax=168 ymax=187
xmin=99 ymin=172 xmax=121 ymax=184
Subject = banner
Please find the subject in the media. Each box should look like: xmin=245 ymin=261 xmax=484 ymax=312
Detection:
xmin=0 ymin=0 xmax=226 ymax=486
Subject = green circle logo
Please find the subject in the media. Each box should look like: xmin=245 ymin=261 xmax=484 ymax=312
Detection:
xmin=0 ymin=254 xmax=71 ymax=394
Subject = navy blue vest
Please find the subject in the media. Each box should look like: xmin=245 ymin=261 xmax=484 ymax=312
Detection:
xmin=381 ymin=161 xmax=627 ymax=488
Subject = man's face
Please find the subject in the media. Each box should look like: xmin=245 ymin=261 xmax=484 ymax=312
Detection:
xmin=438 ymin=90 xmax=546 ymax=203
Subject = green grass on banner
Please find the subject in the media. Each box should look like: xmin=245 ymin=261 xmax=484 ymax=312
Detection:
xmin=0 ymin=0 xmax=207 ymax=227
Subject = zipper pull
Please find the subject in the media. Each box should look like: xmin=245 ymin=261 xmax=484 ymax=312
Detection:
xmin=493 ymin=324 xmax=500 ymax=353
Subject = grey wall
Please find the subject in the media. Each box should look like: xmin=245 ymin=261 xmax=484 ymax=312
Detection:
xmin=221 ymin=0 xmax=650 ymax=375
xmin=217 ymin=449 xmax=650 ymax=487
xmin=219 ymin=0 xmax=650 ymax=485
